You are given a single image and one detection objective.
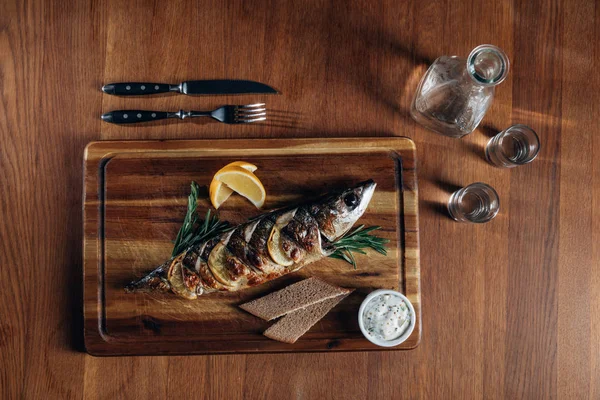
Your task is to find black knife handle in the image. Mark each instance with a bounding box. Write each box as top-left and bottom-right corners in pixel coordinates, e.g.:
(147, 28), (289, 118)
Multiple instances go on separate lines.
(101, 110), (169, 124)
(101, 82), (176, 96)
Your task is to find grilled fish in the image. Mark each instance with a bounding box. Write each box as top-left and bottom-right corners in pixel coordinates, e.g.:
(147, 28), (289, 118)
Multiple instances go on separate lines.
(125, 180), (376, 299)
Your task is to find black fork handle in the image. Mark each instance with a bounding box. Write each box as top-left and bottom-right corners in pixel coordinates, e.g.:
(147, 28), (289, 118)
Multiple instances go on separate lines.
(101, 82), (177, 96)
(101, 110), (170, 124)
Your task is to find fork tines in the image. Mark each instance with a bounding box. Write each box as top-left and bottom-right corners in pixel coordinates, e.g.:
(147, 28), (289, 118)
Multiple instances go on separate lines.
(235, 103), (267, 123)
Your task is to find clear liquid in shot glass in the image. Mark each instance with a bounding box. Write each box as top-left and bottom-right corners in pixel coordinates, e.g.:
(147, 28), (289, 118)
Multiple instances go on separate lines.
(447, 183), (500, 223)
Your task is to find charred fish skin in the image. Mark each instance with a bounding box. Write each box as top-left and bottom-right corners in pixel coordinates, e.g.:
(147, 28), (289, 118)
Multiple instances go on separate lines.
(282, 207), (321, 254)
(247, 218), (279, 268)
(196, 260), (223, 292)
(182, 249), (199, 272)
(226, 224), (271, 275)
(125, 180), (376, 299)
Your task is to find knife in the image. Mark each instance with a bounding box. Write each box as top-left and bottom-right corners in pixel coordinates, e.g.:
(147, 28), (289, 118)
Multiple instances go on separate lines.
(101, 80), (278, 96)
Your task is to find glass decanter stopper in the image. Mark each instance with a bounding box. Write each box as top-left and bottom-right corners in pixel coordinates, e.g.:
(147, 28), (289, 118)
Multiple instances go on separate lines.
(410, 44), (509, 138)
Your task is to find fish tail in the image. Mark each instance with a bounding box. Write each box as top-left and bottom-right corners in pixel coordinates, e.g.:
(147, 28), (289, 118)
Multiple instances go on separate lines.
(124, 262), (171, 293)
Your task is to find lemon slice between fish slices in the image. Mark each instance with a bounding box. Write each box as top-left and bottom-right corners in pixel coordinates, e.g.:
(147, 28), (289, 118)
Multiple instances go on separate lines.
(207, 242), (235, 286)
(209, 161), (259, 209)
(267, 226), (294, 267)
(213, 166), (266, 209)
(167, 258), (197, 300)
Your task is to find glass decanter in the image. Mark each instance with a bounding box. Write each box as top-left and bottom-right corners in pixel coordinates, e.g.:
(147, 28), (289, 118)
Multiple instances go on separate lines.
(410, 45), (509, 138)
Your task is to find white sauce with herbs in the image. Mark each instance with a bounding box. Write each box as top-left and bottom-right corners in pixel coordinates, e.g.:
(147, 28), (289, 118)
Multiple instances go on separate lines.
(363, 294), (411, 341)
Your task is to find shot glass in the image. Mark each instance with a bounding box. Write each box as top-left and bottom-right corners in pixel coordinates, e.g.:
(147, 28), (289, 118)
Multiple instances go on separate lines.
(485, 124), (540, 168)
(447, 183), (500, 223)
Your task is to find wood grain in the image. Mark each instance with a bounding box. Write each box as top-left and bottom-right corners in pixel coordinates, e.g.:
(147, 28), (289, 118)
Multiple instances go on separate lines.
(83, 138), (420, 355)
(1, 0), (599, 398)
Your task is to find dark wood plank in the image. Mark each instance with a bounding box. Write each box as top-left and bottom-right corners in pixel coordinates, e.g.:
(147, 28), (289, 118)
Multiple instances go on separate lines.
(505, 0), (563, 397)
(557, 0), (600, 398)
(1, 0), (599, 398)
(0, 0), (107, 398)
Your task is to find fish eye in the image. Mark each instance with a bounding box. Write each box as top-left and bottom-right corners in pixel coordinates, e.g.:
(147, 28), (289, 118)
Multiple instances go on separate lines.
(344, 192), (359, 208)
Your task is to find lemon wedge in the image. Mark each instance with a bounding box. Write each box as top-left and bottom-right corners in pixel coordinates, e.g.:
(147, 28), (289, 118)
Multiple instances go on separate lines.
(213, 166), (266, 209)
(209, 180), (234, 209)
(209, 161), (259, 209)
(220, 161), (257, 173)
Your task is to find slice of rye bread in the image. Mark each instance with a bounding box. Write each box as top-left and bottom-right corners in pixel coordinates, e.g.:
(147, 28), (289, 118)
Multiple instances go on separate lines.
(263, 291), (353, 344)
(239, 277), (350, 321)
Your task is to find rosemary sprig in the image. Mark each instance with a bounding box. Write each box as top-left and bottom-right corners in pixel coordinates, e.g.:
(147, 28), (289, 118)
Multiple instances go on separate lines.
(329, 225), (389, 269)
(171, 182), (231, 257)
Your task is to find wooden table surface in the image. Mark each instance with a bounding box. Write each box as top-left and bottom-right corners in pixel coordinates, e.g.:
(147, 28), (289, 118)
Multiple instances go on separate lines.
(1, 0), (598, 398)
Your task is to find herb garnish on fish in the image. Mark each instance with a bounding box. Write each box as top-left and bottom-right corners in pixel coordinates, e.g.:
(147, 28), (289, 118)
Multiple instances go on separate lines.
(328, 225), (389, 269)
(171, 182), (231, 257)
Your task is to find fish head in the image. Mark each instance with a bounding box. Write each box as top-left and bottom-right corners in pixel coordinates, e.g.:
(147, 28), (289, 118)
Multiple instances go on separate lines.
(310, 180), (376, 241)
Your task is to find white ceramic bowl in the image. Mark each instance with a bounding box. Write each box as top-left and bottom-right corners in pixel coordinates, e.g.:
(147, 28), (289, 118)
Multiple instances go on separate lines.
(358, 289), (416, 347)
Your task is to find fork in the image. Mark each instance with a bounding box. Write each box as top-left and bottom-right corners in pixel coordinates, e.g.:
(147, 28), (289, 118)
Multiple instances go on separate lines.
(101, 103), (267, 124)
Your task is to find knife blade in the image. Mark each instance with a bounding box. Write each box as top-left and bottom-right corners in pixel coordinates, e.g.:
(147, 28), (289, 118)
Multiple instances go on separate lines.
(101, 80), (278, 96)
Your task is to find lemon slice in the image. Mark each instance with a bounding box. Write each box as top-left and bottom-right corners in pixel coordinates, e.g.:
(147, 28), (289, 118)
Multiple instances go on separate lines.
(167, 258), (197, 300)
(209, 161), (258, 209)
(207, 242), (234, 286)
(267, 226), (294, 267)
(213, 166), (266, 209)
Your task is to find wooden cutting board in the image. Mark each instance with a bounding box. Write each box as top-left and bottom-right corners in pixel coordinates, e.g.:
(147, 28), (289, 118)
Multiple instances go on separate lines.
(83, 138), (420, 355)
